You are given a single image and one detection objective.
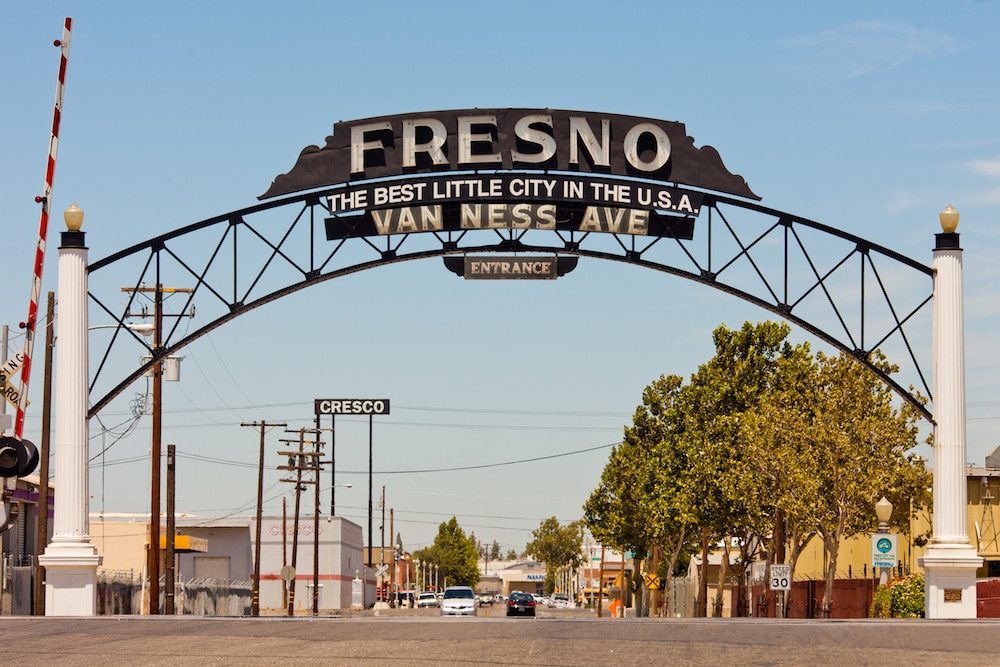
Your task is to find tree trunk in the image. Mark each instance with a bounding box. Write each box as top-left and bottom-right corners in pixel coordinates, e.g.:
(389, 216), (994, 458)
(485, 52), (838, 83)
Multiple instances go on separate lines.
(821, 534), (839, 618)
(634, 555), (646, 617)
(785, 528), (814, 617)
(699, 528), (709, 617)
(714, 536), (731, 617)
(660, 528), (685, 617)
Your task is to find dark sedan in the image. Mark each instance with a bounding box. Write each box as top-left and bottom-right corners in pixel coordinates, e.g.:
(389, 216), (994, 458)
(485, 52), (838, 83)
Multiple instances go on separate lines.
(506, 591), (536, 617)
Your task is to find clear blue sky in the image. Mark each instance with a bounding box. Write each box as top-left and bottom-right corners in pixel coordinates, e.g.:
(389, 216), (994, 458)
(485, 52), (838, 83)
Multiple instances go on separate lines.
(3, 1), (999, 554)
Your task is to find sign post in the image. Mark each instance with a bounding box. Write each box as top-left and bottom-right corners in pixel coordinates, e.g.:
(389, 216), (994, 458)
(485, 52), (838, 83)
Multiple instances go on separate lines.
(872, 533), (898, 585)
(315, 398), (390, 610)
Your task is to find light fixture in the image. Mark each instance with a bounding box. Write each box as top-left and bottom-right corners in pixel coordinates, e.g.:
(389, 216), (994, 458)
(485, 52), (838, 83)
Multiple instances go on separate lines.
(875, 496), (893, 525)
(64, 202), (84, 231)
(939, 205), (960, 234)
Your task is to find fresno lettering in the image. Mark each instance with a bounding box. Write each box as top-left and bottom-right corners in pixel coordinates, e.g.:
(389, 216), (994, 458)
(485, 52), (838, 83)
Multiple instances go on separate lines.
(262, 109), (759, 201)
(349, 112), (671, 177)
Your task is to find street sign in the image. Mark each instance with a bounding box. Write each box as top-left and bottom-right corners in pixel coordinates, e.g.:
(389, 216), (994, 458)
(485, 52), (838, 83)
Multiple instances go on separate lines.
(1, 349), (26, 410)
(314, 398), (390, 415)
(770, 564), (791, 591)
(871, 533), (898, 569)
(644, 573), (660, 589)
(375, 562), (388, 577)
(280, 565), (295, 582)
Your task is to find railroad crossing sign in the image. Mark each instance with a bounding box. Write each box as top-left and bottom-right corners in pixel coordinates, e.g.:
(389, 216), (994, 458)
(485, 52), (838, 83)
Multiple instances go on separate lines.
(375, 562), (388, 578)
(644, 573), (661, 589)
(770, 564), (791, 591)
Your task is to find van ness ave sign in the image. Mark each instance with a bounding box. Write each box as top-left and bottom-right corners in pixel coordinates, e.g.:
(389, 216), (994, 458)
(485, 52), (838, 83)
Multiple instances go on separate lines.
(261, 109), (758, 201)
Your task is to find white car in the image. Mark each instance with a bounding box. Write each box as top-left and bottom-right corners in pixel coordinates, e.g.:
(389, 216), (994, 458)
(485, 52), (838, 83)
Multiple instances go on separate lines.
(548, 593), (572, 608)
(440, 586), (478, 616)
(417, 591), (438, 608)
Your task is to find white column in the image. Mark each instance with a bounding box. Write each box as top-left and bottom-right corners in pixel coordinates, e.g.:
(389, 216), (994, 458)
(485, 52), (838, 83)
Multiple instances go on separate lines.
(919, 206), (982, 619)
(38, 214), (102, 615)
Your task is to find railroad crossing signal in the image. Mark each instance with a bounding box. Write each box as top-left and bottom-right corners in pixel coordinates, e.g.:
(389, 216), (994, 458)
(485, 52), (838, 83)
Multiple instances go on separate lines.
(644, 573), (661, 589)
(375, 562), (388, 578)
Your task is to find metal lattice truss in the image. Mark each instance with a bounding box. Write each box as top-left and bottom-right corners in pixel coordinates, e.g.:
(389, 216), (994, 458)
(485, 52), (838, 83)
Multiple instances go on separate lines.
(87, 182), (934, 420)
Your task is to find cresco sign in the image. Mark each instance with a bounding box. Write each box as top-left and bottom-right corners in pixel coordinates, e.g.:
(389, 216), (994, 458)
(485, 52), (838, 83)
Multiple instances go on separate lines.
(314, 398), (390, 415)
(261, 108), (758, 201)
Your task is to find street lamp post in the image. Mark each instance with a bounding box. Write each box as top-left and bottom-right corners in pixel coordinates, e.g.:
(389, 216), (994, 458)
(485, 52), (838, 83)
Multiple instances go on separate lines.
(875, 496), (893, 586)
(38, 203), (103, 615)
(919, 205), (983, 619)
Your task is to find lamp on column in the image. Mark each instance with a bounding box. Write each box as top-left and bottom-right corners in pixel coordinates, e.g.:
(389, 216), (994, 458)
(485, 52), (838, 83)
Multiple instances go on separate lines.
(64, 202), (83, 231)
(38, 202), (103, 616)
(875, 496), (893, 586)
(940, 204), (959, 233)
(918, 203), (983, 619)
(875, 496), (893, 532)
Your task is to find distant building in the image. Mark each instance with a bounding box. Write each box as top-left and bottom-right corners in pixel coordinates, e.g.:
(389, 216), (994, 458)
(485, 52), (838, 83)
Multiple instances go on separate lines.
(90, 513), (371, 611)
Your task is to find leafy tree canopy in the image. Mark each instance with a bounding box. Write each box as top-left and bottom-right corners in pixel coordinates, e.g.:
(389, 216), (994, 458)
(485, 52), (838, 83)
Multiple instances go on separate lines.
(412, 517), (481, 588)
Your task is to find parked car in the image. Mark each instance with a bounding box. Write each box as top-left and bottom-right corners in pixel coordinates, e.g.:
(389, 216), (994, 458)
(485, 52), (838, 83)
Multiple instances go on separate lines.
(440, 586), (478, 616)
(547, 593), (572, 608)
(532, 593), (546, 605)
(507, 591), (536, 617)
(417, 591), (438, 608)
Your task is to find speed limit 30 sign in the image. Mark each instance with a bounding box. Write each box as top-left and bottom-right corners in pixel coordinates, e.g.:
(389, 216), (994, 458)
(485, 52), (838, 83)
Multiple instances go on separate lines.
(770, 564), (791, 591)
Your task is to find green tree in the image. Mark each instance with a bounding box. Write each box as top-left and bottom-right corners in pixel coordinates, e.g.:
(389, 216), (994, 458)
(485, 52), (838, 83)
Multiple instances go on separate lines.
(525, 517), (584, 594)
(584, 374), (698, 616)
(792, 350), (928, 615)
(412, 517), (481, 588)
(677, 321), (796, 615)
(489, 540), (501, 561)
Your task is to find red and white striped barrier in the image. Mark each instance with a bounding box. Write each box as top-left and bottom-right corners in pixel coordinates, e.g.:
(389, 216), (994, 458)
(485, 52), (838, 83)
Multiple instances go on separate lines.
(15, 18), (72, 439)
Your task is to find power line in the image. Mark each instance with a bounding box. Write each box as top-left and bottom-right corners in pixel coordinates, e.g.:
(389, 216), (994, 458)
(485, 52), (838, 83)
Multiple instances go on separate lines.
(346, 441), (617, 475)
(90, 440), (619, 473)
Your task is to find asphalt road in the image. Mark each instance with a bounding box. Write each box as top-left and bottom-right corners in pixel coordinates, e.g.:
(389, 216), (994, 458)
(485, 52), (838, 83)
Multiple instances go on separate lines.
(3, 612), (1000, 667)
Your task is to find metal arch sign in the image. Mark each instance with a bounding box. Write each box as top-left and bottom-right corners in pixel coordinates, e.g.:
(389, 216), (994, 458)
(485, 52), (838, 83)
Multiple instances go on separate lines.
(261, 110), (759, 255)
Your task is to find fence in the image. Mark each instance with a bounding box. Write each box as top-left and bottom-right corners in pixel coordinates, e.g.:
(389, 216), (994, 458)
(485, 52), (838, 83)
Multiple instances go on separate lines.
(97, 570), (140, 615)
(94, 573), (252, 616)
(180, 578), (252, 616)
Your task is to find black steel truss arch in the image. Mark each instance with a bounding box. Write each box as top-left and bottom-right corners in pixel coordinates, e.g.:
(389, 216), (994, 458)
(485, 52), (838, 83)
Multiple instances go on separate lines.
(86, 180), (934, 421)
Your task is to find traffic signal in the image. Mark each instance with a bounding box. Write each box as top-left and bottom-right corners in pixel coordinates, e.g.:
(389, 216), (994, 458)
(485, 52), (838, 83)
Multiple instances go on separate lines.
(0, 436), (39, 478)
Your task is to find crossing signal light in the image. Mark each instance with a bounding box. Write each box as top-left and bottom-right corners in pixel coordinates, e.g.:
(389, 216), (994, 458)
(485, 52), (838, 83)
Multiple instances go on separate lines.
(0, 436), (39, 478)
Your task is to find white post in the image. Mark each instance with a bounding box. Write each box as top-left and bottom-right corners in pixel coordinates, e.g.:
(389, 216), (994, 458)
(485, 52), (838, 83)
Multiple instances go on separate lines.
(38, 204), (102, 615)
(919, 205), (982, 618)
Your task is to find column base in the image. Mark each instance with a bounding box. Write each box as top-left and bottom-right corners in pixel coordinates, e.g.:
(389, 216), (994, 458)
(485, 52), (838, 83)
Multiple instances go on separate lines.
(38, 541), (103, 616)
(919, 544), (982, 619)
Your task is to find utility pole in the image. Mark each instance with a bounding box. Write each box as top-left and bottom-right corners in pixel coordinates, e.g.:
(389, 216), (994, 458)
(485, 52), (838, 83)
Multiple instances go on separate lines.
(120, 283), (193, 614)
(281, 497), (287, 608)
(389, 508), (395, 607)
(242, 420), (286, 616)
(34, 292), (54, 616)
(379, 485), (385, 605)
(165, 444), (175, 615)
(277, 426), (324, 616)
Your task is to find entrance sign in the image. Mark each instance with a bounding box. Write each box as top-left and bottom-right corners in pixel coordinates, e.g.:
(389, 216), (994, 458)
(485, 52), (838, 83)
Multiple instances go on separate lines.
(456, 255), (559, 280)
(314, 399), (390, 415)
(261, 109), (759, 201)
